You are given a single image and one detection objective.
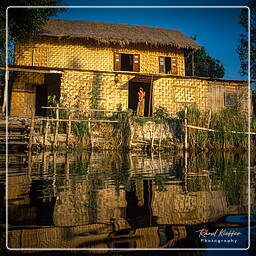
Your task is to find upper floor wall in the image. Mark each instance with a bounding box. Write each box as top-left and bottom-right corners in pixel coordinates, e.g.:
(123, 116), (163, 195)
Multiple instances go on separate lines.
(14, 37), (186, 76)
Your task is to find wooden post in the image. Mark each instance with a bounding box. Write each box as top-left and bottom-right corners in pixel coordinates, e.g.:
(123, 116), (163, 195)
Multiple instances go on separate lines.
(28, 148), (32, 180)
(207, 109), (212, 128)
(43, 150), (47, 174)
(158, 124), (162, 150)
(151, 126), (156, 152)
(28, 112), (35, 151)
(54, 103), (59, 147)
(53, 152), (57, 197)
(184, 151), (188, 193)
(88, 112), (91, 137)
(43, 117), (49, 149)
(65, 152), (70, 180)
(148, 75), (154, 117)
(66, 114), (72, 147)
(184, 107), (188, 150)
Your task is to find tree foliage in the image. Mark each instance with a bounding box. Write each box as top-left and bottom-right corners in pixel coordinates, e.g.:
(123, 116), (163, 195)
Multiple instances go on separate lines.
(237, 1), (256, 80)
(185, 44), (225, 78)
(0, 0), (65, 64)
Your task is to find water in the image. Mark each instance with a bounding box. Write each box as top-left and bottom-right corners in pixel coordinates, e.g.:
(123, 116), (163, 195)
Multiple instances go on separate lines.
(0, 150), (255, 254)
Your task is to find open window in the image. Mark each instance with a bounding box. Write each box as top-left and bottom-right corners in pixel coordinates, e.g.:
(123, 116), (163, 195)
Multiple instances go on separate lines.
(159, 56), (178, 74)
(114, 53), (140, 72)
(224, 92), (238, 107)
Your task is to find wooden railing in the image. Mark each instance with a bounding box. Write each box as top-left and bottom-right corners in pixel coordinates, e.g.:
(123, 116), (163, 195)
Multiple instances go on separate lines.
(29, 105), (127, 149)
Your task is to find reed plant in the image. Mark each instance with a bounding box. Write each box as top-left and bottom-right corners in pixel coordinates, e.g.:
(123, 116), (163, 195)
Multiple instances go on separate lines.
(178, 106), (249, 151)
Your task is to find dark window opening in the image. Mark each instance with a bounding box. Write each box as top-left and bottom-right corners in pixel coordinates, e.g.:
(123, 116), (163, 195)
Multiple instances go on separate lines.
(114, 53), (140, 72)
(159, 56), (178, 74)
(224, 92), (238, 107)
(121, 54), (133, 71)
(165, 57), (171, 74)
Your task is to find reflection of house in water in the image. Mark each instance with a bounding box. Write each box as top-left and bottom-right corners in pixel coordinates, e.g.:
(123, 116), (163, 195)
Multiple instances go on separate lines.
(5, 151), (251, 249)
(152, 185), (229, 225)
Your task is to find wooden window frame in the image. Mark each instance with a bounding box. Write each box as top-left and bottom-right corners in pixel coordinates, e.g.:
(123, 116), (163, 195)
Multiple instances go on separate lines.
(159, 56), (178, 75)
(114, 53), (140, 72)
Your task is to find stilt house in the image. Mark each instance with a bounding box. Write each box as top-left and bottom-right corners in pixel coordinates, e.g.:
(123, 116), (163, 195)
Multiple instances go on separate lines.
(7, 19), (248, 117)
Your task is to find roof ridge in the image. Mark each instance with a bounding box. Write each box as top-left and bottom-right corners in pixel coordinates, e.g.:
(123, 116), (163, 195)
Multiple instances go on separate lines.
(40, 18), (201, 49)
(47, 18), (181, 33)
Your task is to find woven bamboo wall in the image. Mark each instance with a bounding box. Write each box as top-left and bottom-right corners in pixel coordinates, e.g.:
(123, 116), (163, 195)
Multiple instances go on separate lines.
(10, 72), (44, 117)
(153, 77), (209, 114)
(60, 71), (132, 111)
(12, 37), (248, 117)
(15, 37), (185, 76)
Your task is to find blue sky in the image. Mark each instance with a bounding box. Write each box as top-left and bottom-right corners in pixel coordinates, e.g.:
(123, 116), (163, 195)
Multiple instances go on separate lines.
(51, 0), (250, 80)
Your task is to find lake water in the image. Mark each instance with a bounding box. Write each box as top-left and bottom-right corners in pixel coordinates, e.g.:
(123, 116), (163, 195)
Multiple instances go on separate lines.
(0, 150), (255, 254)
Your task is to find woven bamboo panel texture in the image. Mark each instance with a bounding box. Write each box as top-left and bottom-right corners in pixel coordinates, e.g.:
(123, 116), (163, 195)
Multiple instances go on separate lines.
(15, 38), (185, 76)
(154, 77), (208, 114)
(175, 87), (196, 103)
(10, 72), (44, 117)
(61, 71), (130, 111)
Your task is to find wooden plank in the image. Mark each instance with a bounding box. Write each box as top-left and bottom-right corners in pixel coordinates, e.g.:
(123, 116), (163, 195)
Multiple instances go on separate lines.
(4, 142), (27, 145)
(41, 106), (123, 113)
(186, 124), (256, 134)
(37, 118), (120, 123)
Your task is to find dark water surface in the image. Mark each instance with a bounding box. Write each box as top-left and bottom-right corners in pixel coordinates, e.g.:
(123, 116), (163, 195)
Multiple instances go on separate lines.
(0, 150), (255, 255)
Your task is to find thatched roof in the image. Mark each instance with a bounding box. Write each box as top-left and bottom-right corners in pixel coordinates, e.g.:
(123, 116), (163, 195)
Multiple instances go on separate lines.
(39, 19), (201, 49)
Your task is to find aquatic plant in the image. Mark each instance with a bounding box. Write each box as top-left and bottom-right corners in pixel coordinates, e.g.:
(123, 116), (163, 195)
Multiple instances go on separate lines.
(177, 106), (249, 151)
(153, 106), (169, 123)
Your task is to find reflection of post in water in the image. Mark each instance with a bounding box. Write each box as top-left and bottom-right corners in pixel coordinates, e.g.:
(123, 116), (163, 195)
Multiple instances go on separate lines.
(184, 151), (188, 193)
(52, 152), (57, 197)
(28, 149), (32, 181)
(64, 151), (70, 180)
(136, 179), (144, 206)
(125, 179), (152, 226)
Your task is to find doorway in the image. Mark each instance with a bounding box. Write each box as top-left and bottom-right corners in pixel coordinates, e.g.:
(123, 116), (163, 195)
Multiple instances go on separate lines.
(128, 82), (152, 117)
(35, 73), (61, 116)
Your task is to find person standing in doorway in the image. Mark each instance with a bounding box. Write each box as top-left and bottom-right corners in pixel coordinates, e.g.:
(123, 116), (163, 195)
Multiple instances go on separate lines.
(137, 87), (145, 117)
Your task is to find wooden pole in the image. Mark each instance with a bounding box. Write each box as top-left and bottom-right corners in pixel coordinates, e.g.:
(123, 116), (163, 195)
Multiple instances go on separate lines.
(207, 109), (212, 128)
(54, 103), (59, 148)
(43, 117), (49, 149)
(28, 112), (35, 151)
(148, 75), (153, 117)
(66, 114), (72, 147)
(52, 152), (57, 197)
(43, 150), (47, 174)
(158, 124), (162, 150)
(65, 152), (70, 180)
(184, 151), (188, 193)
(184, 107), (188, 150)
